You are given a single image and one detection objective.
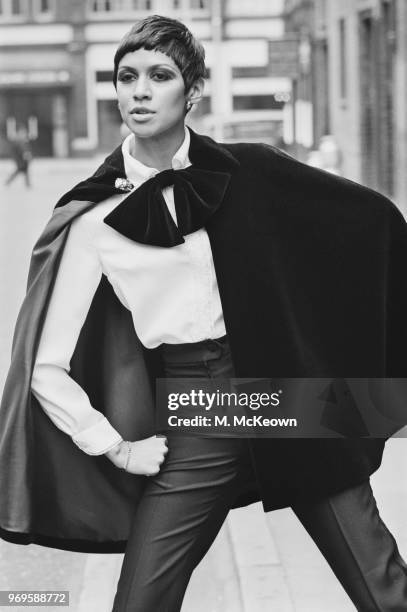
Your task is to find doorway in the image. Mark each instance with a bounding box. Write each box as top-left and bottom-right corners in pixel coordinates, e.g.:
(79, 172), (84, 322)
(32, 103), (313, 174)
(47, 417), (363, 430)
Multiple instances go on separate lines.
(4, 89), (69, 157)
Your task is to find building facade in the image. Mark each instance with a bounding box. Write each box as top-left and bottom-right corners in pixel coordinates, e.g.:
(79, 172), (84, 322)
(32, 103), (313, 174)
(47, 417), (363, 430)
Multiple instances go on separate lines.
(284, 0), (407, 213)
(0, 0), (292, 158)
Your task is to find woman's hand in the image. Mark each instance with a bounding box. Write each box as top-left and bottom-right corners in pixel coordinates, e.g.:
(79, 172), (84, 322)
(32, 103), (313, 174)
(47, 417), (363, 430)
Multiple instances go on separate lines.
(105, 435), (168, 476)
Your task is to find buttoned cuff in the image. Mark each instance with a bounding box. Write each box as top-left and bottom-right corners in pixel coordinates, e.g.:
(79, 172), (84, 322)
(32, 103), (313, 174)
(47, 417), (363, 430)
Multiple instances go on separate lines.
(72, 417), (123, 456)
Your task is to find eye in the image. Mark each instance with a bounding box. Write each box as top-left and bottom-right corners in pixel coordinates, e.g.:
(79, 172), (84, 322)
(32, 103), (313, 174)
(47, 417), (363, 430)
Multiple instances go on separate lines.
(118, 72), (136, 83)
(151, 71), (171, 81)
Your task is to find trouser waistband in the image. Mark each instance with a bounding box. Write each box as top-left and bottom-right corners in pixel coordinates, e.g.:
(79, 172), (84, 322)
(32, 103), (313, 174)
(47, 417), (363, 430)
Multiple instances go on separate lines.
(159, 335), (229, 364)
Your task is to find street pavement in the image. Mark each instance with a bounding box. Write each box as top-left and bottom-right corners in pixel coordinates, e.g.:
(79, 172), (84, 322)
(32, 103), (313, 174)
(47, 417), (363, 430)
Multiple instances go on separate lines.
(1, 159), (407, 611)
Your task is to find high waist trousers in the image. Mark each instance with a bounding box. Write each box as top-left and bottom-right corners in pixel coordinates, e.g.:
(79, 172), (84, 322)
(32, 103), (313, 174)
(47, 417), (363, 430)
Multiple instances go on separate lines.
(112, 337), (407, 611)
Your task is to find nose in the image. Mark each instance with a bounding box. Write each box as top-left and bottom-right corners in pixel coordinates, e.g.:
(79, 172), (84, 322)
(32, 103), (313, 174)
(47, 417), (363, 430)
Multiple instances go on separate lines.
(132, 75), (152, 99)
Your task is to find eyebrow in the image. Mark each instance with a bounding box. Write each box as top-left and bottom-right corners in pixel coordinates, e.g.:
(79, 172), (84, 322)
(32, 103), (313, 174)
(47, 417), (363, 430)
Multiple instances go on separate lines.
(118, 64), (177, 71)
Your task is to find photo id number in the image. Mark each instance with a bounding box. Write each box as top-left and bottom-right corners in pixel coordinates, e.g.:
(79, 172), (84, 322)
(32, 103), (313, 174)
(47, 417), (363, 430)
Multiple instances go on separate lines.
(0, 591), (69, 606)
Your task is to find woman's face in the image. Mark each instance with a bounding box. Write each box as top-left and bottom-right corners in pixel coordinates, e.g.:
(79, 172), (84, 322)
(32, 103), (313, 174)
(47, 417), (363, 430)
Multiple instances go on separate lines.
(116, 48), (194, 140)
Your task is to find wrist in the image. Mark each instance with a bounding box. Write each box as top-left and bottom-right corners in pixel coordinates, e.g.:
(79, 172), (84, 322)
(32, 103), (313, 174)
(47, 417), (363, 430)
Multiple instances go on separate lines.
(105, 440), (126, 463)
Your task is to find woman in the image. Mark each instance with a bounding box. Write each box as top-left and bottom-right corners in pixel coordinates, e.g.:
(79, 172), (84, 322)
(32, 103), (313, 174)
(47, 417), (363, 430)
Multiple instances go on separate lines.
(5, 125), (32, 188)
(1, 15), (407, 612)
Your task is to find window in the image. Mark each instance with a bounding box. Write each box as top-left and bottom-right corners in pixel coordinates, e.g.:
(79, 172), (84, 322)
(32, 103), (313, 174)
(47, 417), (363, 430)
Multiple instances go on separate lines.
(91, 0), (112, 9)
(0, 0), (28, 20)
(33, 0), (55, 19)
(11, 0), (22, 13)
(232, 66), (269, 78)
(96, 71), (114, 82)
(314, 0), (327, 23)
(225, 0), (284, 17)
(167, 0), (207, 9)
(190, 0), (207, 9)
(339, 17), (347, 99)
(233, 94), (285, 111)
(194, 95), (211, 116)
(89, 0), (152, 12)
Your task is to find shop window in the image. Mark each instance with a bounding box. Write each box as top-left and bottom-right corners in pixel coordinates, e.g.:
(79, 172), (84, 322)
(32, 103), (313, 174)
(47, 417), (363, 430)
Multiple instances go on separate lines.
(97, 100), (123, 152)
(0, 0), (28, 20)
(233, 95), (285, 111)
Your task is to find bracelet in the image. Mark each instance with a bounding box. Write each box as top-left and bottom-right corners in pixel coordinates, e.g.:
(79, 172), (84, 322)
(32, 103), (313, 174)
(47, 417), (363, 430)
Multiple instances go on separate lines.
(123, 441), (132, 471)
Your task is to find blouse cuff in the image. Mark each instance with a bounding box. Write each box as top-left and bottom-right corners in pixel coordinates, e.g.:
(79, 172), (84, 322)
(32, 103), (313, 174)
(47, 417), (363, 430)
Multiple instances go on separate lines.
(72, 417), (123, 456)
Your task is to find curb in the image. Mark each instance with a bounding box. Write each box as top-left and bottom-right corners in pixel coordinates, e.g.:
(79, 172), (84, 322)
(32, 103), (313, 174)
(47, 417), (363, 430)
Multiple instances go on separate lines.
(226, 502), (294, 612)
(183, 520), (243, 612)
(75, 503), (294, 612)
(75, 527), (242, 612)
(76, 554), (122, 612)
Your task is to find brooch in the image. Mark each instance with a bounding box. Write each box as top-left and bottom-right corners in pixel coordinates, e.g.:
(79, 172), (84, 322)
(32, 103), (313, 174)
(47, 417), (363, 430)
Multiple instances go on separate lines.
(115, 178), (134, 192)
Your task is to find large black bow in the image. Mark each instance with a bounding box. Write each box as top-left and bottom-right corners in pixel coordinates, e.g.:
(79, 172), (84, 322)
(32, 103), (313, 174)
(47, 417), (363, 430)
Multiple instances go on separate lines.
(103, 166), (232, 247)
(54, 128), (240, 247)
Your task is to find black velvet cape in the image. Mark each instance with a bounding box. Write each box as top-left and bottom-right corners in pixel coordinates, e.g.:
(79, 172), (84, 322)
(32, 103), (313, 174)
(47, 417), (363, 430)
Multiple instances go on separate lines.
(1, 127), (406, 553)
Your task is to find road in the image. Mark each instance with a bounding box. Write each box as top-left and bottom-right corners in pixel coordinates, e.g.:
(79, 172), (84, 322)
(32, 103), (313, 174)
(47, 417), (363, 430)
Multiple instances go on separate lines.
(1, 158), (407, 611)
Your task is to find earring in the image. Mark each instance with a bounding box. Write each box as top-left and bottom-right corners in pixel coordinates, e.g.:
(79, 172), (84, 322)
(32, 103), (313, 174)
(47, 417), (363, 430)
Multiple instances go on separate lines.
(186, 100), (193, 111)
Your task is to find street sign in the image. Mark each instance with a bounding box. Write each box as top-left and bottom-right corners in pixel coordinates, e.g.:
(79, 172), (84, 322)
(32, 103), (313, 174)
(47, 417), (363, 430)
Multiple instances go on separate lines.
(268, 37), (300, 79)
(0, 70), (71, 88)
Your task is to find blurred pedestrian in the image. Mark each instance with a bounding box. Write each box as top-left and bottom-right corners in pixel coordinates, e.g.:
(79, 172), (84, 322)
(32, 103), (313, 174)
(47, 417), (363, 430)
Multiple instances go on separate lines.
(1, 14), (407, 612)
(5, 125), (32, 188)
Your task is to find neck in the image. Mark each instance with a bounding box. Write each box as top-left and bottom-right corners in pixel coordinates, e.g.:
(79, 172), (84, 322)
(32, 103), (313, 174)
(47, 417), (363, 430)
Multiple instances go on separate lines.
(130, 123), (186, 171)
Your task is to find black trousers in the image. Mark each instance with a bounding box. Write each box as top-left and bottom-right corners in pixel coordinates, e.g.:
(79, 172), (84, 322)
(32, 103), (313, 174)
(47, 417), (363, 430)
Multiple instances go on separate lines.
(112, 337), (407, 611)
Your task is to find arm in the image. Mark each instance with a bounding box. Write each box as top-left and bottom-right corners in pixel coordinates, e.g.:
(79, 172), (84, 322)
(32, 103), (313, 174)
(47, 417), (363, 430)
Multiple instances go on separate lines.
(31, 212), (123, 456)
(31, 209), (169, 473)
(31, 211), (169, 473)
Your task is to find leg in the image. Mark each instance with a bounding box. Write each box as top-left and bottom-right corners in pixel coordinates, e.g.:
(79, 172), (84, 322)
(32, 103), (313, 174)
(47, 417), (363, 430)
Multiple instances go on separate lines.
(24, 166), (30, 188)
(112, 436), (252, 612)
(5, 167), (20, 186)
(292, 480), (407, 611)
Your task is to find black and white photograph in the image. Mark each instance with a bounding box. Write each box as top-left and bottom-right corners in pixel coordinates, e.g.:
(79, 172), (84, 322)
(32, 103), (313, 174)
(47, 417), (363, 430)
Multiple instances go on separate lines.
(1, 1), (407, 610)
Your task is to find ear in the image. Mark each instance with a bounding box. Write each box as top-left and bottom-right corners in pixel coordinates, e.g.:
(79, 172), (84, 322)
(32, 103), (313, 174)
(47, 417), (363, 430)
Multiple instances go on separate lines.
(186, 77), (205, 105)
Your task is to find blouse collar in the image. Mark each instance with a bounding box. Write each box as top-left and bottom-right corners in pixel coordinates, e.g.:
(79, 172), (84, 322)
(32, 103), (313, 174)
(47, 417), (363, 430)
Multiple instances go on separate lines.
(122, 125), (191, 187)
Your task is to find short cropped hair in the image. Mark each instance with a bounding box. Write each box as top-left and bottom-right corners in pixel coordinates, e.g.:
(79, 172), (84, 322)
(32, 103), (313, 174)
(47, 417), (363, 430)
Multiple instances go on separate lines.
(113, 15), (208, 93)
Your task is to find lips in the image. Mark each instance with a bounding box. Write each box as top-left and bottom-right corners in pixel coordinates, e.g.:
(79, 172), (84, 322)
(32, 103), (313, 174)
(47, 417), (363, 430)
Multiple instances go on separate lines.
(131, 108), (155, 115)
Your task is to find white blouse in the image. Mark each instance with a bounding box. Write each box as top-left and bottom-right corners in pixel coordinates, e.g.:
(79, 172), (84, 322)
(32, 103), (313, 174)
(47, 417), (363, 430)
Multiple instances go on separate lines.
(31, 126), (226, 456)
